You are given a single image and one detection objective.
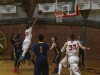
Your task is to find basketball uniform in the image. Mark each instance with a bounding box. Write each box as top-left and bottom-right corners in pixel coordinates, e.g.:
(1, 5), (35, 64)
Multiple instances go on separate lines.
(10, 34), (20, 60)
(32, 42), (50, 75)
(19, 27), (32, 61)
(66, 41), (81, 75)
(22, 27), (32, 51)
(52, 42), (61, 64)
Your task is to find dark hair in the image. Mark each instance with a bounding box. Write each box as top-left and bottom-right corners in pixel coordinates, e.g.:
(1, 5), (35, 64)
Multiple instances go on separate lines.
(38, 34), (44, 42)
(26, 24), (31, 29)
(78, 35), (81, 37)
(11, 34), (14, 38)
(53, 36), (57, 41)
(70, 34), (75, 40)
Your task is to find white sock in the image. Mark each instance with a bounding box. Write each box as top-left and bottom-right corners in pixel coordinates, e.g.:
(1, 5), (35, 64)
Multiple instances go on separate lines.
(22, 50), (27, 57)
(58, 63), (62, 75)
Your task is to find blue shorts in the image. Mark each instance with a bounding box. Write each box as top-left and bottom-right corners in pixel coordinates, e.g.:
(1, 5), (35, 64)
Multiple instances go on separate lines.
(34, 59), (49, 75)
(52, 54), (61, 64)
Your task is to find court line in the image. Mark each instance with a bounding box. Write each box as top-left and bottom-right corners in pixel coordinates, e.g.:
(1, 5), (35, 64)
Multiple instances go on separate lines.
(0, 60), (3, 65)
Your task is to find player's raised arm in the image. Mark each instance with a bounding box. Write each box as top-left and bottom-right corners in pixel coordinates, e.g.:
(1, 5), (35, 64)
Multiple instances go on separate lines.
(32, 16), (38, 28)
(9, 27), (12, 36)
(18, 23), (23, 34)
(29, 52), (35, 65)
(61, 42), (67, 52)
(77, 41), (90, 50)
(9, 27), (11, 32)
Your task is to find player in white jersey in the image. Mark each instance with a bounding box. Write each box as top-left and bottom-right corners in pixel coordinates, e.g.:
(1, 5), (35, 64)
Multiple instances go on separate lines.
(19, 16), (38, 61)
(58, 36), (70, 75)
(58, 34), (90, 75)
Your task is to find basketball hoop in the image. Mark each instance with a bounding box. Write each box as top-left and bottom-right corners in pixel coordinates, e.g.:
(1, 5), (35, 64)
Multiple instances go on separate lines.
(55, 13), (63, 23)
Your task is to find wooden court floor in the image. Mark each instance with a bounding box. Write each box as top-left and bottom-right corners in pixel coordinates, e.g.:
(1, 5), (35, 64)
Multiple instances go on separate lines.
(0, 55), (100, 75)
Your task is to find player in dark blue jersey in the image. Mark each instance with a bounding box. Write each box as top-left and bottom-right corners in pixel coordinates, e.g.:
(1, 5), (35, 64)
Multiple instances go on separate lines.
(50, 37), (61, 74)
(9, 26), (22, 73)
(29, 34), (50, 75)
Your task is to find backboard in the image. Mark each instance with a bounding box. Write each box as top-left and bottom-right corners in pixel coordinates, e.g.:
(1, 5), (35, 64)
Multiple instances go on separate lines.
(55, 0), (78, 17)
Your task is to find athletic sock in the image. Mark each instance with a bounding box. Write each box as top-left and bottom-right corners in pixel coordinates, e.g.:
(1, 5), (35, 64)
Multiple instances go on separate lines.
(58, 63), (62, 74)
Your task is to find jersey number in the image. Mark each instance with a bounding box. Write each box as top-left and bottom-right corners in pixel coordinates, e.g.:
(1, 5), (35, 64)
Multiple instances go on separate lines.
(69, 44), (76, 50)
(40, 46), (43, 53)
(25, 32), (29, 36)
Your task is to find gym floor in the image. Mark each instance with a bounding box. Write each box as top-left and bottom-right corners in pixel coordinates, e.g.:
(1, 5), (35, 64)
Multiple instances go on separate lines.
(0, 55), (100, 75)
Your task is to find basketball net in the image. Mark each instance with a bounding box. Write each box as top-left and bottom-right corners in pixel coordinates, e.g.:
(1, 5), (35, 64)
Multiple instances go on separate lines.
(55, 13), (63, 23)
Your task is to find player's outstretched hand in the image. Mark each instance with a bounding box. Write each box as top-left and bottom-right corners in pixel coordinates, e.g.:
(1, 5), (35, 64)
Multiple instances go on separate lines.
(87, 47), (90, 50)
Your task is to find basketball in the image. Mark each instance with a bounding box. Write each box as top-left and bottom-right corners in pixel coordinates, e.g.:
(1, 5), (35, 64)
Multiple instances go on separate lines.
(37, 10), (42, 15)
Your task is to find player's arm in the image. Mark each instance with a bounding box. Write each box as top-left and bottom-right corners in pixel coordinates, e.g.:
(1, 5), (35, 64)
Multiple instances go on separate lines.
(77, 41), (90, 50)
(18, 23), (23, 34)
(50, 43), (56, 51)
(9, 27), (12, 36)
(32, 16), (38, 29)
(16, 23), (23, 39)
(29, 52), (35, 65)
(61, 42), (68, 52)
(29, 45), (36, 65)
(47, 50), (52, 65)
(46, 44), (52, 64)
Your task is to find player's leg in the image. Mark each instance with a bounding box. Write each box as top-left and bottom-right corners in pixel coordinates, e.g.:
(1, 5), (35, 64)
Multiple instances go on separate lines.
(52, 54), (61, 74)
(69, 68), (73, 75)
(52, 55), (57, 74)
(12, 47), (18, 73)
(34, 59), (41, 75)
(19, 41), (31, 61)
(81, 50), (85, 67)
(69, 56), (81, 75)
(41, 59), (49, 75)
(25, 51), (35, 65)
(16, 52), (20, 71)
(78, 48), (81, 67)
(56, 54), (61, 73)
(58, 55), (67, 75)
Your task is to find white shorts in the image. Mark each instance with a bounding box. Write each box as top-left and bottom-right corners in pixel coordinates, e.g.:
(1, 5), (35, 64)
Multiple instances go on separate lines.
(61, 55), (67, 68)
(22, 39), (31, 51)
(68, 55), (79, 64)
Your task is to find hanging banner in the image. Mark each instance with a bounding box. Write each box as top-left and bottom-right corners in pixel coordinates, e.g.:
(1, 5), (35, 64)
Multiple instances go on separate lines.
(78, 0), (90, 10)
(39, 3), (55, 12)
(92, 0), (100, 10)
(1, 5), (16, 13)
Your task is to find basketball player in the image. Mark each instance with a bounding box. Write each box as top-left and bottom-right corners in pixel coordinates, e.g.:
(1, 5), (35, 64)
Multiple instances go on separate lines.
(9, 26), (22, 73)
(50, 37), (61, 74)
(58, 34), (90, 75)
(24, 47), (35, 65)
(58, 36), (70, 75)
(29, 34), (50, 75)
(19, 16), (38, 61)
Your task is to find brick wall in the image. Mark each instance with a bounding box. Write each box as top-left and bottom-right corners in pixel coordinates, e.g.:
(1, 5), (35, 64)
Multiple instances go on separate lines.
(0, 24), (100, 59)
